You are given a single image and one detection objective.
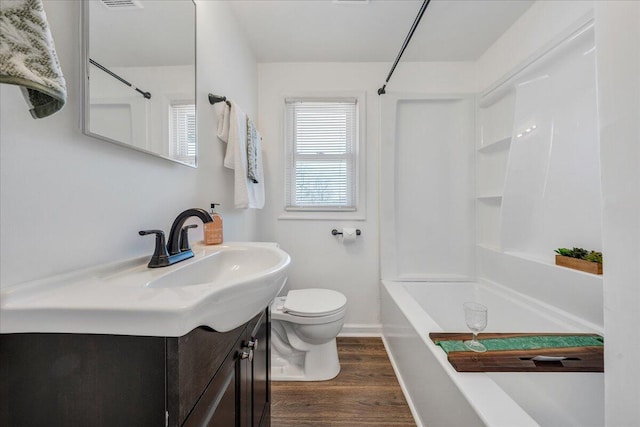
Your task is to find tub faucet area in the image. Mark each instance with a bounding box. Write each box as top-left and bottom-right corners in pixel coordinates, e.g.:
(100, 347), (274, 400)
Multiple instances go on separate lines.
(139, 208), (213, 268)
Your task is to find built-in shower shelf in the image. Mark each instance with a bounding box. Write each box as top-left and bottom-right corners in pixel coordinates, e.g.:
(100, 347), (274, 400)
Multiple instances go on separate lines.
(478, 136), (511, 152)
(476, 194), (503, 201)
(493, 249), (605, 281)
(476, 243), (502, 254)
(476, 245), (605, 283)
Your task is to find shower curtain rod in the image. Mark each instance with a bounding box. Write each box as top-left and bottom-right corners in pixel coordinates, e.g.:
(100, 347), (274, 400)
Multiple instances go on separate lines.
(377, 0), (431, 95)
(89, 58), (151, 99)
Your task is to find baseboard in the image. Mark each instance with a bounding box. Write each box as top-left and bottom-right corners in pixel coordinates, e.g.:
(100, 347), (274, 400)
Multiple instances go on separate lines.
(338, 323), (382, 337)
(381, 334), (424, 427)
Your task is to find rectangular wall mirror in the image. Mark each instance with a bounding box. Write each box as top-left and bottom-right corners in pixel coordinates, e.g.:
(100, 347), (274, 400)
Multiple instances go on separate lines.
(81, 0), (197, 167)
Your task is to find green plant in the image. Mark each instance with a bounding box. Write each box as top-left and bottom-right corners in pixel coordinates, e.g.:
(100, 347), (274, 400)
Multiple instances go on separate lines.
(584, 251), (603, 264)
(555, 247), (603, 264)
(554, 248), (573, 257)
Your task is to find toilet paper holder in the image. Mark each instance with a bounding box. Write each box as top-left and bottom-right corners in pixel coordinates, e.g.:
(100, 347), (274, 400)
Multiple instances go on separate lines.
(331, 229), (361, 236)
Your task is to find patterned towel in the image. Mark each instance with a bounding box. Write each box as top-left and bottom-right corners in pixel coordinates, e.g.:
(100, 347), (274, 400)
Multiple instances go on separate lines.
(246, 116), (261, 184)
(0, 0), (66, 118)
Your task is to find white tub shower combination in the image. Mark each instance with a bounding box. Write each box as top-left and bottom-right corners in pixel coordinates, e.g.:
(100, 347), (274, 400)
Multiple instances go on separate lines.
(378, 15), (603, 427)
(381, 280), (603, 427)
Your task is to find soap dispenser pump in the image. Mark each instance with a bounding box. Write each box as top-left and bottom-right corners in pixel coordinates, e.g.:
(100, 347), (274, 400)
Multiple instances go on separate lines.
(204, 203), (223, 245)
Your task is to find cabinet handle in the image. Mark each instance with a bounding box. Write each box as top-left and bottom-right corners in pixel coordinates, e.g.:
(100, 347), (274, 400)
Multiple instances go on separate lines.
(241, 350), (254, 362)
(248, 338), (258, 351)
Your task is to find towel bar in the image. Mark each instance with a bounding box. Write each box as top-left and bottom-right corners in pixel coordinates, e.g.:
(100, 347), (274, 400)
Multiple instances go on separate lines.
(208, 93), (231, 106)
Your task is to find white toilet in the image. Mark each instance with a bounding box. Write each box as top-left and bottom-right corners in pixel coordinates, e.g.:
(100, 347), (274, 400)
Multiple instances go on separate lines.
(271, 288), (347, 381)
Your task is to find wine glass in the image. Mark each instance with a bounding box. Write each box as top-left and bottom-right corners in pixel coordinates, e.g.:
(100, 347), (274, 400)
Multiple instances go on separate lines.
(463, 302), (488, 352)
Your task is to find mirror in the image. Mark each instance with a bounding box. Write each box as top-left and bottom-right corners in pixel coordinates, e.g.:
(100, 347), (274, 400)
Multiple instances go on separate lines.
(82, 0), (197, 167)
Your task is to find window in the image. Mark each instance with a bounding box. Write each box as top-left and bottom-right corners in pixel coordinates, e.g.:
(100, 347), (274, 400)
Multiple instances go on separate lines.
(169, 103), (196, 166)
(285, 98), (359, 212)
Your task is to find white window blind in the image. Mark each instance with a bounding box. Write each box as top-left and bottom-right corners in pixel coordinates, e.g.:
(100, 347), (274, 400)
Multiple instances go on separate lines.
(170, 103), (196, 166)
(285, 98), (358, 211)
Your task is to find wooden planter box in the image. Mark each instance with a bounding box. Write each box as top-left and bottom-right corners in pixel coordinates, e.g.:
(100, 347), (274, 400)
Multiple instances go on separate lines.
(555, 255), (603, 275)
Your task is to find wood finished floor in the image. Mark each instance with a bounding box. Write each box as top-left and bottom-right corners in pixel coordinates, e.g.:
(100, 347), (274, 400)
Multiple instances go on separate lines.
(271, 337), (416, 427)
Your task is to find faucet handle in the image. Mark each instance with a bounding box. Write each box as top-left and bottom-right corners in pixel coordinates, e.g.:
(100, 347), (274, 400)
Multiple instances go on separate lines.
(180, 224), (198, 252)
(139, 230), (170, 268)
(139, 229), (165, 236)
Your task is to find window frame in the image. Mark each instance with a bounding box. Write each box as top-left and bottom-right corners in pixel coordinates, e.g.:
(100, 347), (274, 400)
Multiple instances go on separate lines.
(168, 100), (197, 167)
(279, 92), (366, 221)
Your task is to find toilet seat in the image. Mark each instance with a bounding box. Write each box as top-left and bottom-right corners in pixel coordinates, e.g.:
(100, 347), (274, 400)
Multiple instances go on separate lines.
(271, 289), (347, 325)
(283, 289), (347, 317)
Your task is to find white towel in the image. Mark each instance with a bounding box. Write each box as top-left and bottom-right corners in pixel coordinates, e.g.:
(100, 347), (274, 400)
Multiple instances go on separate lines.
(225, 101), (265, 209)
(214, 101), (230, 143)
(0, 0), (67, 118)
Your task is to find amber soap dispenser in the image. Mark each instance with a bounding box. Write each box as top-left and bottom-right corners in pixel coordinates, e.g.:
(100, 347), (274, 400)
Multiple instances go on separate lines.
(204, 203), (223, 245)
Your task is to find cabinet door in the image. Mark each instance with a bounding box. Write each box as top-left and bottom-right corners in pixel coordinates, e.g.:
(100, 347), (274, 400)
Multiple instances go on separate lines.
(183, 335), (242, 427)
(168, 310), (268, 427)
(240, 332), (251, 427)
(251, 310), (270, 427)
(235, 309), (270, 427)
(167, 325), (245, 426)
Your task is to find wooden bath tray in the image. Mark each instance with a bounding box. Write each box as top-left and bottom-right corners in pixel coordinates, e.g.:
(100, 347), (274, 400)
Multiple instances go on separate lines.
(429, 333), (604, 373)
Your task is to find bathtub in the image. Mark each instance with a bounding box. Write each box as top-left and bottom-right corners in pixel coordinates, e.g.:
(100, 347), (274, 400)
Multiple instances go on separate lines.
(381, 280), (604, 427)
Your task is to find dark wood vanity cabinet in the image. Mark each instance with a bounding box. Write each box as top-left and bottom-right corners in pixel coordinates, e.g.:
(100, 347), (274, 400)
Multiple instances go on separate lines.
(179, 309), (270, 427)
(0, 308), (271, 427)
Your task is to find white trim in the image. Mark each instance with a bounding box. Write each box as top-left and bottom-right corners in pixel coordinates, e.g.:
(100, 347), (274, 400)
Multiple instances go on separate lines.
(338, 323), (382, 337)
(395, 274), (475, 282)
(278, 212), (366, 221)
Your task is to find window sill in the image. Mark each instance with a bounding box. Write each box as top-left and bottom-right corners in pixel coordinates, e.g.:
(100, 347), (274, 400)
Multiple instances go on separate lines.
(278, 211), (366, 221)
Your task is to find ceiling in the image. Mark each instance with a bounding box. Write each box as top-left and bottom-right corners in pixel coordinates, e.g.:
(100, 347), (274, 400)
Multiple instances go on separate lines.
(89, 0), (195, 67)
(228, 0), (535, 63)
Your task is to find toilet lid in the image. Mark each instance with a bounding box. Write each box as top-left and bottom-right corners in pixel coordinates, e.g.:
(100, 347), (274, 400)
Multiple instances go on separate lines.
(283, 289), (347, 317)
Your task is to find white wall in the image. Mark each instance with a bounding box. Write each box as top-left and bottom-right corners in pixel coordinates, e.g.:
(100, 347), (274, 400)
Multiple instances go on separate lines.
(0, 0), (258, 288)
(257, 62), (475, 332)
(595, 2), (640, 425)
(194, 0), (259, 241)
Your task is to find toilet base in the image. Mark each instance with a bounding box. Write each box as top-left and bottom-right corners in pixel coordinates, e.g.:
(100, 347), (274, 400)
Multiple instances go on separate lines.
(271, 338), (340, 381)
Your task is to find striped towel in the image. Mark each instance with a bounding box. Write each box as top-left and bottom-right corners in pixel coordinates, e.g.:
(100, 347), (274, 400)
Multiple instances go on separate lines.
(0, 0), (67, 118)
(246, 116), (261, 183)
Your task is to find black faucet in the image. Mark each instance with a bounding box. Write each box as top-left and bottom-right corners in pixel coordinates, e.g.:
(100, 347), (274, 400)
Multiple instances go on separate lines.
(139, 208), (214, 268)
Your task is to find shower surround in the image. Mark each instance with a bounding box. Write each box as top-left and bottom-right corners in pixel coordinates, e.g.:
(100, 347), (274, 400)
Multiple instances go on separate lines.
(379, 16), (603, 427)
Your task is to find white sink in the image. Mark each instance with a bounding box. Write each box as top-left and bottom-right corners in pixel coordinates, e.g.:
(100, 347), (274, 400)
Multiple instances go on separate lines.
(0, 242), (290, 336)
(147, 245), (284, 289)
